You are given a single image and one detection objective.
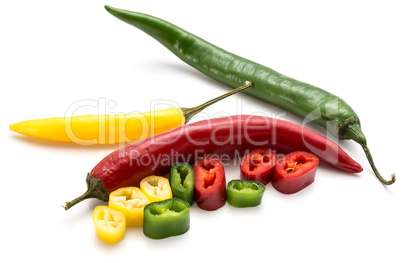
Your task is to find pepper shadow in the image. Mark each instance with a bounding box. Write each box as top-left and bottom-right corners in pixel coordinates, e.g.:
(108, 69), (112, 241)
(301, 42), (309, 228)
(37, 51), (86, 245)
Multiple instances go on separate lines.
(138, 60), (308, 118)
(136, 59), (226, 88)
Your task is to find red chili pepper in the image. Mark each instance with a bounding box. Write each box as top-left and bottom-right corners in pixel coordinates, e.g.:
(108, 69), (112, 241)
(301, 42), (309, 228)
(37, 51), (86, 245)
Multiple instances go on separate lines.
(272, 151), (319, 194)
(240, 148), (278, 185)
(193, 156), (226, 211)
(64, 115), (362, 210)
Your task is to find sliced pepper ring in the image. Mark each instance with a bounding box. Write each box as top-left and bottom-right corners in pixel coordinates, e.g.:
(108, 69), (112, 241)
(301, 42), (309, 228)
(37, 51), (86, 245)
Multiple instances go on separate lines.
(194, 156), (226, 211)
(109, 187), (150, 227)
(170, 162), (194, 205)
(140, 175), (172, 202)
(240, 148), (278, 185)
(143, 198), (190, 239)
(92, 206), (126, 244)
(272, 151), (319, 194)
(227, 180), (266, 208)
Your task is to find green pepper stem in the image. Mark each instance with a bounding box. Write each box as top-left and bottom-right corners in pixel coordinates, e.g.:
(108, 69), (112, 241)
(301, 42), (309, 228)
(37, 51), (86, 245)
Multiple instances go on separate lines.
(181, 81), (252, 123)
(63, 174), (109, 211)
(340, 121), (396, 185)
(361, 144), (396, 185)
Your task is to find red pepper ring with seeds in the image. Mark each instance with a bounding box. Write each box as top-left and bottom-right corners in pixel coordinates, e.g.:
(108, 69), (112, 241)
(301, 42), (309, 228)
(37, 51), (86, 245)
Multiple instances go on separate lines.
(240, 148), (278, 185)
(194, 156), (226, 211)
(272, 151), (319, 194)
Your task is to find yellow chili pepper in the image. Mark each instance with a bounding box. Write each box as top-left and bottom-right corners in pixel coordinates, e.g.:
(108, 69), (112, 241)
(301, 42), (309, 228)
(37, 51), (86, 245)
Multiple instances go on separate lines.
(92, 206), (126, 244)
(108, 187), (150, 227)
(9, 82), (251, 144)
(140, 176), (172, 202)
(9, 109), (183, 145)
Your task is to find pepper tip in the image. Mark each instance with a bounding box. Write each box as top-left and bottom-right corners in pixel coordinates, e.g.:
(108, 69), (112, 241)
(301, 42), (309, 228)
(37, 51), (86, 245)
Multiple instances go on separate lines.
(104, 5), (117, 14)
(387, 173), (396, 185)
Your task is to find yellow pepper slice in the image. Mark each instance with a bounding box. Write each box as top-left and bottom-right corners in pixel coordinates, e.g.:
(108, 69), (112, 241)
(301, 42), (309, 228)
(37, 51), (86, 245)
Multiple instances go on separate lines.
(109, 187), (150, 227)
(140, 176), (172, 202)
(92, 206), (126, 244)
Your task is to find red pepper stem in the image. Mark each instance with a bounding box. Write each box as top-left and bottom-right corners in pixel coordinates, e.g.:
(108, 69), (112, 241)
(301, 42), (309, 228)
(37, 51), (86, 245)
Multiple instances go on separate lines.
(341, 121), (396, 185)
(181, 81), (252, 124)
(63, 188), (95, 210)
(63, 174), (109, 210)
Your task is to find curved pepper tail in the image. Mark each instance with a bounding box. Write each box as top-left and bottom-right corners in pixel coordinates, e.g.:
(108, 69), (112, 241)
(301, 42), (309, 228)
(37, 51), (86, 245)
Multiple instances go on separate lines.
(361, 144), (396, 185)
(63, 174), (109, 211)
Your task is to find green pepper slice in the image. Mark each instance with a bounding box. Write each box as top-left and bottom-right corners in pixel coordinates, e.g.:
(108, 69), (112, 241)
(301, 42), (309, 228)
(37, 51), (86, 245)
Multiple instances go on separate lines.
(143, 198), (190, 239)
(227, 180), (266, 208)
(170, 162), (194, 205)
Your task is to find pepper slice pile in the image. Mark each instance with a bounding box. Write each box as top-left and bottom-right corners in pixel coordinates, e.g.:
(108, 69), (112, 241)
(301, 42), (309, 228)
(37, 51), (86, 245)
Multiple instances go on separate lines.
(140, 175), (172, 202)
(227, 180), (266, 208)
(170, 162), (194, 205)
(272, 151), (319, 194)
(92, 206), (126, 244)
(143, 198), (190, 239)
(194, 156), (226, 211)
(240, 148), (278, 185)
(109, 187), (150, 227)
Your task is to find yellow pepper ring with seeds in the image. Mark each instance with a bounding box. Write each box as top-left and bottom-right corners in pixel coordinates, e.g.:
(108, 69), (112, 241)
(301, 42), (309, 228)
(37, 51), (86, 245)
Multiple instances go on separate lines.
(109, 187), (150, 227)
(92, 206), (126, 244)
(140, 176), (172, 202)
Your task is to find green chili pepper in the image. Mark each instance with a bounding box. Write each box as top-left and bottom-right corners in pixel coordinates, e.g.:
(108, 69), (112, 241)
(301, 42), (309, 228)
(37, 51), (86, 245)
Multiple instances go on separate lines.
(170, 162), (194, 205)
(227, 180), (265, 208)
(143, 198), (190, 239)
(104, 5), (395, 185)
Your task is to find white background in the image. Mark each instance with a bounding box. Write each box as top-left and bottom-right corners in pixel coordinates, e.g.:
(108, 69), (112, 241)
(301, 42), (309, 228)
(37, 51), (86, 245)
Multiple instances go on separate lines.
(1, 0), (401, 262)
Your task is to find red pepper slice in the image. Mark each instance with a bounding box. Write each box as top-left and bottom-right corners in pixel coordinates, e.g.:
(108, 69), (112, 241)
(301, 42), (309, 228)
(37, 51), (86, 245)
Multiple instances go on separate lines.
(194, 157), (226, 211)
(240, 148), (278, 185)
(272, 151), (319, 194)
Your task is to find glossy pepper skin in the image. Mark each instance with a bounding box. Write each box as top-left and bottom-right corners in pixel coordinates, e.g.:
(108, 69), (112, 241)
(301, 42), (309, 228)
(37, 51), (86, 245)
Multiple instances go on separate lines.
(9, 82), (251, 144)
(227, 180), (266, 208)
(143, 198), (190, 239)
(170, 162), (194, 205)
(92, 206), (126, 244)
(104, 5), (394, 185)
(9, 109), (183, 145)
(64, 115), (362, 210)
(140, 176), (172, 202)
(240, 148), (278, 185)
(108, 187), (150, 227)
(272, 151), (319, 194)
(194, 157), (226, 211)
